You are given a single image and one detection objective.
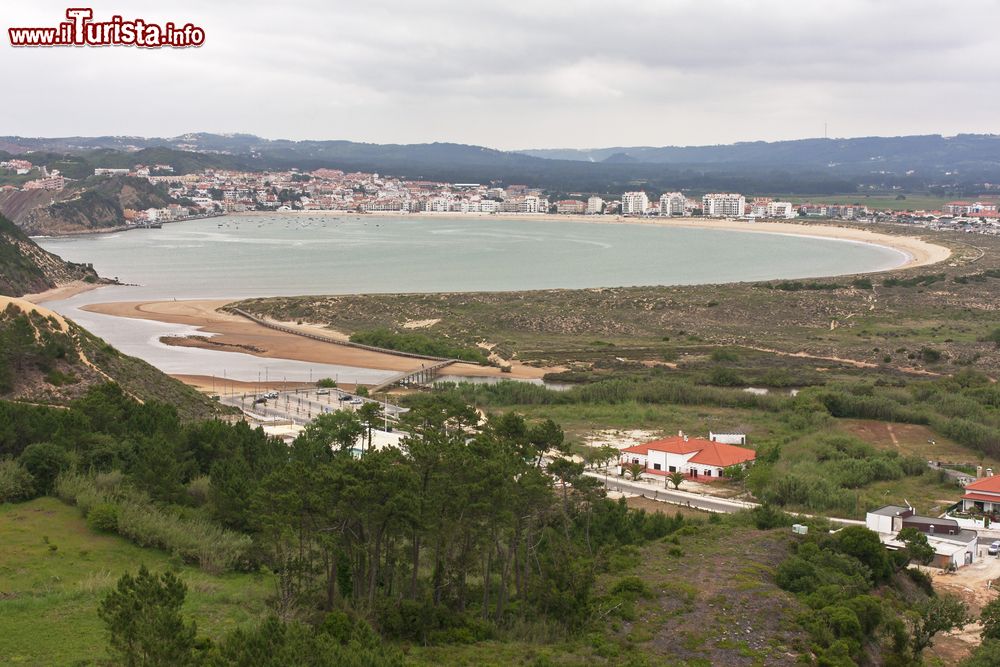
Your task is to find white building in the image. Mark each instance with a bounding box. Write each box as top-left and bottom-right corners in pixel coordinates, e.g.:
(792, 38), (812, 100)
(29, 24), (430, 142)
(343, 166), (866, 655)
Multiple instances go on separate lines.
(659, 192), (686, 216)
(522, 195), (542, 213)
(621, 191), (650, 216)
(702, 193), (746, 218)
(618, 432), (756, 480)
(709, 432), (747, 446)
(586, 196), (605, 215)
(866, 505), (978, 570)
(767, 201), (797, 219)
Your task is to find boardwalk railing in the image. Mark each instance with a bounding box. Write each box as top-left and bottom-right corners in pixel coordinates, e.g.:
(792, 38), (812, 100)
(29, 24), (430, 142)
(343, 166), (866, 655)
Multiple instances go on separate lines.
(370, 359), (456, 394)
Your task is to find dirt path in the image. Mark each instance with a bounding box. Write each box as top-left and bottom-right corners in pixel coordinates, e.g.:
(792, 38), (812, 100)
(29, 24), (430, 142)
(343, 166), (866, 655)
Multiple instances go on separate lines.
(927, 557), (1000, 663)
(744, 345), (941, 376)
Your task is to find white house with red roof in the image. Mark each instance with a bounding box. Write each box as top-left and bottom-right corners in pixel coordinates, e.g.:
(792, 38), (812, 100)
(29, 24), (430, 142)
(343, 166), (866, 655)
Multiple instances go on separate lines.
(617, 432), (756, 480)
(960, 475), (1000, 514)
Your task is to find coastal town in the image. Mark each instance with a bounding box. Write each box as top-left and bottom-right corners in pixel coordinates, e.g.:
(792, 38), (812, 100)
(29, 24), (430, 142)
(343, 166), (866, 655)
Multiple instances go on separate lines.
(3, 157), (999, 236)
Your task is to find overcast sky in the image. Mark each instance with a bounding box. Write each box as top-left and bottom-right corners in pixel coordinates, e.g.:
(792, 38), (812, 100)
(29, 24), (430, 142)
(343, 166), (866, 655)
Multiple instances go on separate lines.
(2, 0), (998, 150)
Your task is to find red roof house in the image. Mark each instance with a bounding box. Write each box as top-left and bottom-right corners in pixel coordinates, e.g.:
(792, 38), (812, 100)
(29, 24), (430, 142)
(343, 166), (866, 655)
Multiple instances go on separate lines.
(619, 433), (755, 480)
(961, 476), (1000, 513)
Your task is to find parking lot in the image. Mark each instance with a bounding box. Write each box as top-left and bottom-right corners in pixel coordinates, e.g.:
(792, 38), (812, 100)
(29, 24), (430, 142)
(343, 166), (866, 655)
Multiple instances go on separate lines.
(220, 387), (407, 426)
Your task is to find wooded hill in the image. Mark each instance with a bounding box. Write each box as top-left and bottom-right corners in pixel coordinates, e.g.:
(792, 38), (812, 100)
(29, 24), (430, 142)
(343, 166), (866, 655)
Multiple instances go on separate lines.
(0, 297), (224, 419)
(0, 214), (99, 296)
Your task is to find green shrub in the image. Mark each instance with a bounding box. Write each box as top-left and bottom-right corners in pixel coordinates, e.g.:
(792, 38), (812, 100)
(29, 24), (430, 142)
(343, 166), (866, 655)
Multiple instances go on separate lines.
(186, 475), (211, 506)
(610, 576), (653, 600)
(86, 502), (119, 532)
(55, 473), (251, 573)
(0, 458), (36, 502)
(19, 442), (70, 494)
(349, 328), (488, 364)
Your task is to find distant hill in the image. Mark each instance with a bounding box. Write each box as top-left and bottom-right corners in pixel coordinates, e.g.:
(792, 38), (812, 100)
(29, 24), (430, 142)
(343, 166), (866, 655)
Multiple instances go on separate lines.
(0, 175), (174, 235)
(0, 296), (225, 418)
(519, 134), (1000, 178)
(4, 132), (1000, 194)
(0, 214), (99, 296)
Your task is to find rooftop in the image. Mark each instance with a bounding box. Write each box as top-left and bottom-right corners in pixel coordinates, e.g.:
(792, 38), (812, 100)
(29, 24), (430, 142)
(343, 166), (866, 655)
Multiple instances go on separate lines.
(869, 504), (912, 517)
(963, 476), (1000, 495)
(621, 436), (755, 468)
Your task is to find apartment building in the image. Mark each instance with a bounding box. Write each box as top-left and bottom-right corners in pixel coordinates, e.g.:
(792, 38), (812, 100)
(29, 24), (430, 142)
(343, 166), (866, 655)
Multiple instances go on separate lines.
(766, 201), (796, 218)
(586, 196), (605, 214)
(702, 193), (746, 218)
(659, 192), (686, 216)
(621, 191), (650, 216)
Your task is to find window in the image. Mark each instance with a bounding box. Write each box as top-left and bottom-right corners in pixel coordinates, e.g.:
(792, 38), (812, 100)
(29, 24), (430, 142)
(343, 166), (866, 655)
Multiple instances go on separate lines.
(653, 463), (661, 471)
(668, 466), (676, 473)
(704, 469), (712, 477)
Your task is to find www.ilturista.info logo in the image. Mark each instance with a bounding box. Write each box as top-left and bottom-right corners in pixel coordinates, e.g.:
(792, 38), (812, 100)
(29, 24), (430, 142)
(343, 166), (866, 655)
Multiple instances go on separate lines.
(9, 8), (205, 48)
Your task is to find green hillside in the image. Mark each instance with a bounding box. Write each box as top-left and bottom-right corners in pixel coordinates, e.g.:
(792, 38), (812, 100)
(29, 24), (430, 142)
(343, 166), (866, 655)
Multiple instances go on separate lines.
(0, 297), (225, 419)
(0, 497), (272, 667)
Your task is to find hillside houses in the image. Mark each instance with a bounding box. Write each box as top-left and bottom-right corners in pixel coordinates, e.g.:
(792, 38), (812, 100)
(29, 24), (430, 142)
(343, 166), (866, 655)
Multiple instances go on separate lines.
(866, 505), (978, 570)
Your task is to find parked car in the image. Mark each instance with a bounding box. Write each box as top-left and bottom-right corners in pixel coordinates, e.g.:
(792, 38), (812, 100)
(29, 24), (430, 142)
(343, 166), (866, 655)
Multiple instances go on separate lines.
(265, 391), (279, 399)
(350, 399), (363, 405)
(316, 389), (330, 395)
(989, 541), (1000, 556)
(338, 394), (352, 401)
(254, 397), (267, 405)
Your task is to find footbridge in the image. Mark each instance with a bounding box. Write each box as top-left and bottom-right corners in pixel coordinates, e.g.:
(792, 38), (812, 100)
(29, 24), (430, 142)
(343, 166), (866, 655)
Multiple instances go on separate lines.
(228, 307), (459, 391)
(369, 359), (456, 394)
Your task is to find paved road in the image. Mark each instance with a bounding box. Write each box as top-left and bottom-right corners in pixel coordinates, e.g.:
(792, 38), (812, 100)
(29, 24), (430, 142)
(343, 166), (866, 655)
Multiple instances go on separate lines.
(586, 471), (865, 526)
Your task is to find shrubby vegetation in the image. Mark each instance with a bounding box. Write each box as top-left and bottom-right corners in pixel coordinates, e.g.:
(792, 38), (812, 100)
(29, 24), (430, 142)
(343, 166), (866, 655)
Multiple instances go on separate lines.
(56, 473), (253, 573)
(0, 302), (79, 393)
(777, 525), (967, 665)
(434, 368), (1000, 460)
(747, 433), (926, 514)
(349, 328), (488, 363)
(431, 376), (787, 411)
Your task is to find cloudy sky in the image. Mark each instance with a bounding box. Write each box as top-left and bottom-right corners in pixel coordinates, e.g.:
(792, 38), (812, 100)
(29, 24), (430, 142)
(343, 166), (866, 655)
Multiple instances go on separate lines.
(2, 0), (998, 149)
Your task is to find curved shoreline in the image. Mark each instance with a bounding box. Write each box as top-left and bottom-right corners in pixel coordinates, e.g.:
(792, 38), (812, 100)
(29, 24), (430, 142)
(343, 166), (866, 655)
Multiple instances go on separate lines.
(241, 210), (950, 272)
(31, 215), (952, 392)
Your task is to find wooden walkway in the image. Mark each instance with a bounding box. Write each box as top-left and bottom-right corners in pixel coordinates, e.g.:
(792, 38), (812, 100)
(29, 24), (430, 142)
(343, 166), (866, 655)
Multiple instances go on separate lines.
(369, 359), (456, 394)
(228, 308), (459, 391)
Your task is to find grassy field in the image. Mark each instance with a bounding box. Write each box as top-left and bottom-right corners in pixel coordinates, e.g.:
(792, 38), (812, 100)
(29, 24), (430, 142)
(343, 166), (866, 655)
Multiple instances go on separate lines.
(0, 497), (272, 666)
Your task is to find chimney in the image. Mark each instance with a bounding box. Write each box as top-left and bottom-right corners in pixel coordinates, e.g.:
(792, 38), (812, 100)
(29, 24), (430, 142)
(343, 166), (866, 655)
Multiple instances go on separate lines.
(678, 430), (684, 437)
(683, 435), (689, 442)
(929, 525), (935, 535)
(989, 468), (994, 478)
(978, 465), (984, 479)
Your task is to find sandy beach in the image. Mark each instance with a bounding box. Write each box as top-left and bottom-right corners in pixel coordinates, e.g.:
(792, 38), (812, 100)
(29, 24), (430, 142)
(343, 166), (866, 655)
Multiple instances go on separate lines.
(252, 210), (951, 271)
(82, 299), (555, 386)
(23, 279), (104, 304)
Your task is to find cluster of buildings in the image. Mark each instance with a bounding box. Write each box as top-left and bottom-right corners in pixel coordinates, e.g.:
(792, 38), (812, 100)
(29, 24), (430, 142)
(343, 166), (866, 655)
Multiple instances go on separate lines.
(0, 159), (66, 190)
(3, 156), (999, 235)
(865, 505), (978, 570)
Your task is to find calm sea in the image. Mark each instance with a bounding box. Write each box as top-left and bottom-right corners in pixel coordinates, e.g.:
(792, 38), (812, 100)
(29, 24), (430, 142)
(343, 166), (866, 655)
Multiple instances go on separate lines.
(36, 214), (906, 300)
